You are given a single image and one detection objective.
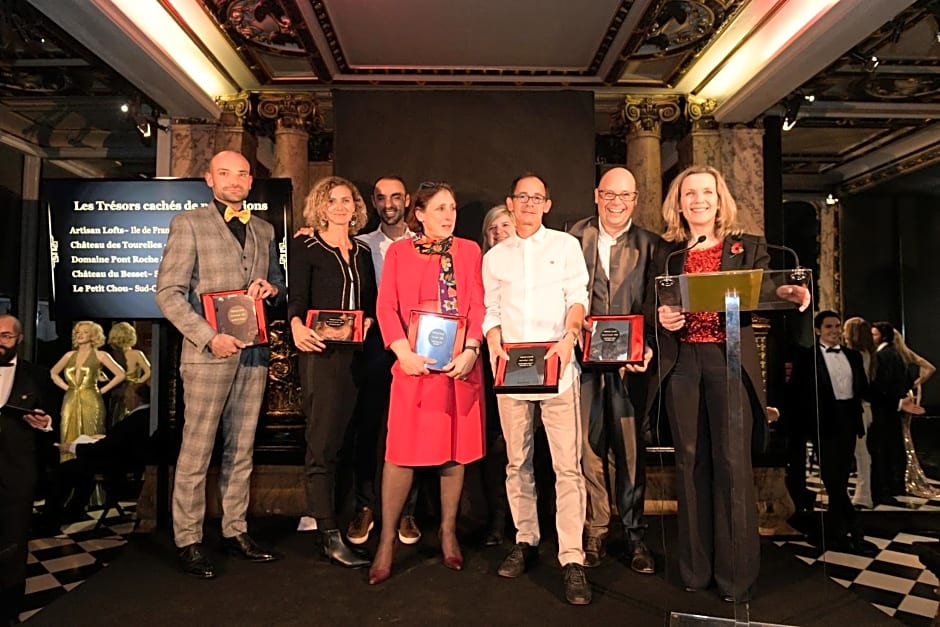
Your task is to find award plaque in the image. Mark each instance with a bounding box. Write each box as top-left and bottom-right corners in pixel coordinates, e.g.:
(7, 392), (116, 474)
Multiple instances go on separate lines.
(305, 309), (364, 344)
(494, 342), (560, 394)
(407, 310), (467, 371)
(583, 315), (644, 365)
(201, 289), (267, 346)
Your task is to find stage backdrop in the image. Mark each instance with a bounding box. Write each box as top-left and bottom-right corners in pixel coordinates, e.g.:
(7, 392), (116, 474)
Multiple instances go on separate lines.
(333, 90), (596, 240)
(45, 178), (291, 320)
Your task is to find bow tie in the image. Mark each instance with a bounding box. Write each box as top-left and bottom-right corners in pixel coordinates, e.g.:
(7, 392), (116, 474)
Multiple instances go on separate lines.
(825, 346), (841, 354)
(224, 206), (251, 224)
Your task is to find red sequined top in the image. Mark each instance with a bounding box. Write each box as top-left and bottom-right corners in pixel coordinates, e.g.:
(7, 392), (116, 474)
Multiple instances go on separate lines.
(682, 241), (725, 343)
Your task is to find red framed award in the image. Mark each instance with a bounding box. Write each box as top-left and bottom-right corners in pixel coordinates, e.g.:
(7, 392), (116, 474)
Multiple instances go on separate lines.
(304, 309), (364, 344)
(493, 342), (560, 394)
(582, 314), (644, 365)
(406, 310), (467, 371)
(201, 289), (268, 346)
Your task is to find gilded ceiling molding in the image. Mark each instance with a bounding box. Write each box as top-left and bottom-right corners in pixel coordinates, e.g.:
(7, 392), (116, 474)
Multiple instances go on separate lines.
(841, 142), (940, 194)
(617, 95), (681, 134)
(257, 92), (320, 130)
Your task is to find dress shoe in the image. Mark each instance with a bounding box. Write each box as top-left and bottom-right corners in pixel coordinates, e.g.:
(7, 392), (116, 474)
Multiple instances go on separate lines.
(628, 540), (655, 575)
(850, 536), (879, 557)
(484, 528), (505, 547)
(497, 542), (538, 578)
(439, 529), (464, 571)
(347, 506), (374, 545)
(721, 591), (753, 603)
(563, 563), (592, 606)
(398, 515), (422, 545)
(222, 533), (279, 562)
(320, 529), (370, 568)
(178, 543), (215, 579)
(583, 535), (605, 568)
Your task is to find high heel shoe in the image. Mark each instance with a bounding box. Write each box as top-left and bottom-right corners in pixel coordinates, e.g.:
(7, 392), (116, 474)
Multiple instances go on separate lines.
(439, 529), (464, 571)
(368, 566), (391, 585)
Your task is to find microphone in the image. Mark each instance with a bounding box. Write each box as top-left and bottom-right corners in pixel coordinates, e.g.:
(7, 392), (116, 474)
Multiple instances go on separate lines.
(664, 235), (707, 276)
(764, 242), (802, 268)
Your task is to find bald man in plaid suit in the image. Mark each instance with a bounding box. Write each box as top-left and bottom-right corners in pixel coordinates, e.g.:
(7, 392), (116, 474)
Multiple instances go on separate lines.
(156, 150), (286, 578)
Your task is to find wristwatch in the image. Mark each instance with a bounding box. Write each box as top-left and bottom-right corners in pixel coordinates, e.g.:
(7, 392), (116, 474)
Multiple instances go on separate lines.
(466, 344), (481, 355)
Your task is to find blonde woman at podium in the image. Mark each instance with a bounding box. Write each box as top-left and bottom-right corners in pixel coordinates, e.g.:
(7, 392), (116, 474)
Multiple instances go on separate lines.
(649, 165), (808, 603)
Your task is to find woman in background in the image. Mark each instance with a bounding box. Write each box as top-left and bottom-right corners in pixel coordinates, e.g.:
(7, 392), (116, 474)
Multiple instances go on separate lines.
(893, 332), (937, 498)
(106, 322), (151, 426)
(843, 317), (877, 509)
(50, 321), (125, 461)
(370, 182), (486, 584)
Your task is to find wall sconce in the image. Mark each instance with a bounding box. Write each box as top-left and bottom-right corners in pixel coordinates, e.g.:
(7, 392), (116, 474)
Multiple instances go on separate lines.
(851, 51), (880, 72)
(825, 193), (839, 205)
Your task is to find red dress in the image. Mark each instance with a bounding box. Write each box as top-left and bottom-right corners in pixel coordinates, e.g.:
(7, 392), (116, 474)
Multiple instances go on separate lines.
(376, 237), (486, 466)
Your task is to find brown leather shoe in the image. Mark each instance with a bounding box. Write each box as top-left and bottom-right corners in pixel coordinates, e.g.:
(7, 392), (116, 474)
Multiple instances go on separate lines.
(628, 540), (654, 574)
(347, 506), (374, 545)
(563, 563), (592, 605)
(398, 515), (422, 545)
(497, 542), (538, 578)
(583, 535), (606, 568)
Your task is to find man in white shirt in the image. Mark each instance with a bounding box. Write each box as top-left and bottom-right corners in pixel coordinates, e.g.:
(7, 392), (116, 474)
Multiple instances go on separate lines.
(0, 315), (56, 623)
(483, 173), (592, 605)
(347, 176), (422, 546)
(567, 167), (657, 573)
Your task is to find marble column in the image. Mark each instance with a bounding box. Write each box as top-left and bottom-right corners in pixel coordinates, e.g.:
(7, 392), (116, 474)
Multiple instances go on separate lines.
(678, 98), (721, 171)
(169, 121), (216, 177)
(258, 94), (317, 229)
(817, 199), (840, 312)
(720, 124), (765, 236)
(620, 96), (680, 232)
(215, 92), (257, 162)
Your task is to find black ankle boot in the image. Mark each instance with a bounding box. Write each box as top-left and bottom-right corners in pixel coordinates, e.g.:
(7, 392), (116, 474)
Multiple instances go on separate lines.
(320, 529), (370, 568)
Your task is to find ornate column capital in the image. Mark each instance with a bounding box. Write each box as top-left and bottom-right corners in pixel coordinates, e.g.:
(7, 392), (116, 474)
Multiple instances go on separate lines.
(686, 96), (718, 131)
(257, 93), (320, 131)
(216, 92), (252, 128)
(615, 95), (681, 135)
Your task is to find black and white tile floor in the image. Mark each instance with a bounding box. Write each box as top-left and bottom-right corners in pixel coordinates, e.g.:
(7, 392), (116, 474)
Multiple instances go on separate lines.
(18, 479), (940, 625)
(776, 470), (940, 625)
(19, 503), (136, 623)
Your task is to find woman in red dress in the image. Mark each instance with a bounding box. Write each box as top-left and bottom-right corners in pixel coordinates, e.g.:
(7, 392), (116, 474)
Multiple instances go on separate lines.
(369, 182), (486, 584)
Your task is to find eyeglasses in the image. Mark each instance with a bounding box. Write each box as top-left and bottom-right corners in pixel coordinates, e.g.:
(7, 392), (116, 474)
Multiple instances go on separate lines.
(511, 193), (547, 205)
(598, 190), (638, 203)
(0, 332), (18, 341)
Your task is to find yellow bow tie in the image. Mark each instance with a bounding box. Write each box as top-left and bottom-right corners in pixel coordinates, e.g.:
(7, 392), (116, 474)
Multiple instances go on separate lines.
(224, 206), (251, 224)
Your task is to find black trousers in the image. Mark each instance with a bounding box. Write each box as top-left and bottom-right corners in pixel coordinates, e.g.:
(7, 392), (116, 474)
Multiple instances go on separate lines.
(0, 495), (31, 621)
(664, 342), (759, 597)
(817, 401), (859, 542)
(580, 370), (647, 542)
(868, 406), (906, 502)
(300, 349), (360, 530)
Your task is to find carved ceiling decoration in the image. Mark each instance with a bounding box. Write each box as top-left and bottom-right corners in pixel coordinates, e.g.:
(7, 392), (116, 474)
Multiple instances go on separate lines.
(3, 0), (940, 192)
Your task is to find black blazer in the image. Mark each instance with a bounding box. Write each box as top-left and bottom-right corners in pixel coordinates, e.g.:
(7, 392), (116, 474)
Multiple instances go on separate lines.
(870, 344), (909, 417)
(787, 344), (867, 440)
(0, 359), (60, 500)
(644, 233), (770, 453)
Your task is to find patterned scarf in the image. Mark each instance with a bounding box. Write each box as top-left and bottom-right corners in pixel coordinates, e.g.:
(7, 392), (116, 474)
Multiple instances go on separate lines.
(413, 233), (457, 314)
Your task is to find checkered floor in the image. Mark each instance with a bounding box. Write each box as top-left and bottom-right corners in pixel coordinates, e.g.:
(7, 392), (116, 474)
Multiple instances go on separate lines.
(18, 477), (940, 625)
(19, 503), (137, 623)
(775, 465), (940, 625)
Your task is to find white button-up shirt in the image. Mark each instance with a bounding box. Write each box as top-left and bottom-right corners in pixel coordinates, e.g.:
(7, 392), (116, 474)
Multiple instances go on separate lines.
(482, 226), (589, 399)
(0, 356), (16, 407)
(597, 220), (631, 279)
(355, 226), (414, 281)
(820, 343), (853, 400)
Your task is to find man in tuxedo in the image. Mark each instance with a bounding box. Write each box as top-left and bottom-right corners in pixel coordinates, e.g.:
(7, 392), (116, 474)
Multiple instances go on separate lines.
(788, 311), (923, 553)
(0, 315), (58, 624)
(568, 167), (657, 573)
(156, 149), (286, 578)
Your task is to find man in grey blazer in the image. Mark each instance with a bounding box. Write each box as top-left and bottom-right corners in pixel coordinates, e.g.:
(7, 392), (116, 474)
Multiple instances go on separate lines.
(568, 167), (658, 574)
(156, 150), (286, 578)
